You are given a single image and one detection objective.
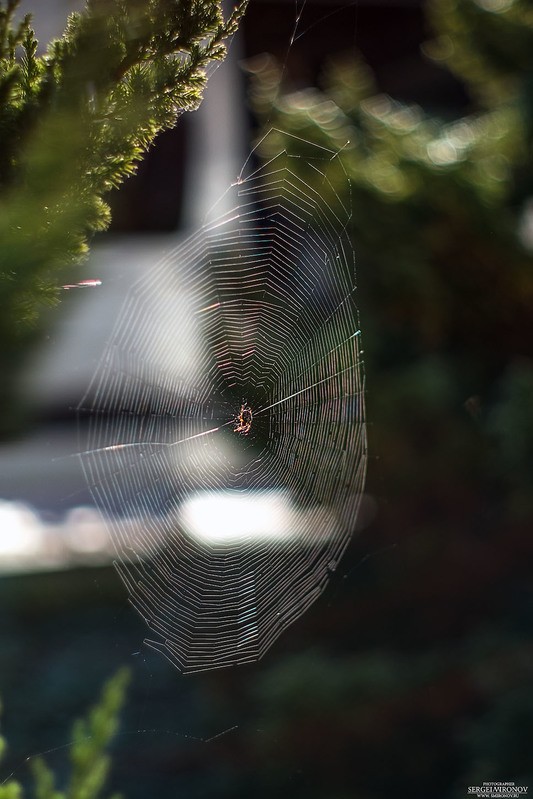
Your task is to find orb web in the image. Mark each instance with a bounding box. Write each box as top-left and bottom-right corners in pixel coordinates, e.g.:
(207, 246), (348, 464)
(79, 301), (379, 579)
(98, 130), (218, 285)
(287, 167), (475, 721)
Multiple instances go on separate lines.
(79, 130), (367, 673)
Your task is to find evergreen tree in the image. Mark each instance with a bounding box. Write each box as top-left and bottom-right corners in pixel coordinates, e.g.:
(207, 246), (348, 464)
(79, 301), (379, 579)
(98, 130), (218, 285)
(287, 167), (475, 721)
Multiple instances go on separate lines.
(240, 0), (533, 794)
(247, 0), (533, 488)
(0, 0), (247, 434)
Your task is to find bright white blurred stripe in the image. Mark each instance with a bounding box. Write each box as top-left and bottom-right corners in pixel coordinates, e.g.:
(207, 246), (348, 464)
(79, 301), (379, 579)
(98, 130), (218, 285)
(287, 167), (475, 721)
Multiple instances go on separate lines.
(0, 501), (43, 557)
(181, 491), (294, 543)
(0, 493), (374, 573)
(0, 500), (113, 573)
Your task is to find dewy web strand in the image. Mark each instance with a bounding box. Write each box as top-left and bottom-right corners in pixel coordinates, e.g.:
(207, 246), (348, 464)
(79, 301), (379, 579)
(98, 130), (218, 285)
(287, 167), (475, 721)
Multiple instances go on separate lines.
(78, 129), (367, 673)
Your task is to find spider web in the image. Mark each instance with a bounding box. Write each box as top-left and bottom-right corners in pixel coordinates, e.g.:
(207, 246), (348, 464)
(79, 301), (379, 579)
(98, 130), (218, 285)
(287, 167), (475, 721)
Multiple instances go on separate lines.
(78, 129), (366, 673)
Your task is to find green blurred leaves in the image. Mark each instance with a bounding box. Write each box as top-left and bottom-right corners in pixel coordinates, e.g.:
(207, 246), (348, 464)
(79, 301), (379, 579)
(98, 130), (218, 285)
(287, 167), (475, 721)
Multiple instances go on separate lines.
(241, 6), (533, 794)
(246, 0), (533, 377)
(0, 668), (130, 799)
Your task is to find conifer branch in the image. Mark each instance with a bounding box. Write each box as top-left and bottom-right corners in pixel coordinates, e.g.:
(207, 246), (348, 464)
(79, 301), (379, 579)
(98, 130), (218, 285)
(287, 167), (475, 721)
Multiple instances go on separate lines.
(0, 0), (247, 433)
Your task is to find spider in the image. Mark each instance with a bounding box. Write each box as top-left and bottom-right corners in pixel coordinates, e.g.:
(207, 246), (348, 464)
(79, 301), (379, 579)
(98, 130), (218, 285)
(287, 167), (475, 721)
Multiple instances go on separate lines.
(234, 404), (253, 435)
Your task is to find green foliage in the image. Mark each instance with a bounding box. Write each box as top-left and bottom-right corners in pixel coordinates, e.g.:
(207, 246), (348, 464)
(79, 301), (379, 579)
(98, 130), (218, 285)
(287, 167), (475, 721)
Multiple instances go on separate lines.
(426, 0), (533, 105)
(0, 668), (130, 799)
(246, 0), (533, 415)
(0, 0), (247, 434)
(239, 5), (533, 794)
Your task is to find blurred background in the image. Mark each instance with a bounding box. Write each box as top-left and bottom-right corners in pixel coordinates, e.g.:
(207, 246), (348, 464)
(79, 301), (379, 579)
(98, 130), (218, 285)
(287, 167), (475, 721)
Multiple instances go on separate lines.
(1, 0), (533, 797)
